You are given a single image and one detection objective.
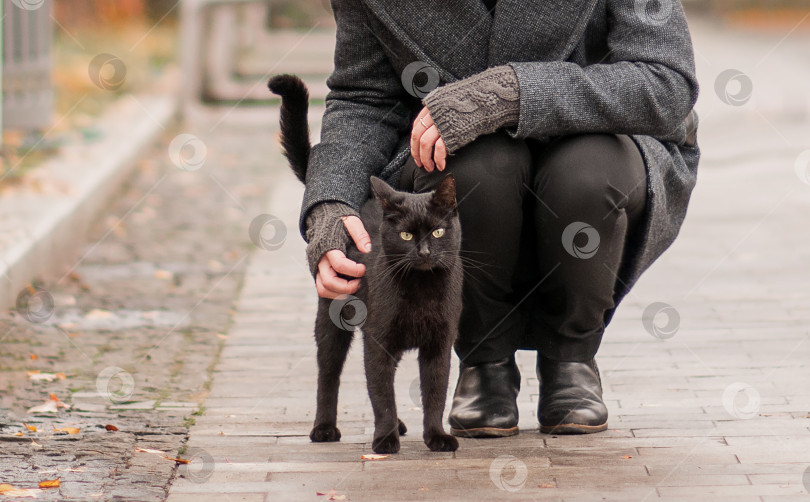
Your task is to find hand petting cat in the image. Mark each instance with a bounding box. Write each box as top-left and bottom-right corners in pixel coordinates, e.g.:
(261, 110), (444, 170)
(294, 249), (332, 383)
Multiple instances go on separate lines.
(314, 215), (371, 299)
(313, 107), (446, 299)
(411, 107), (448, 172)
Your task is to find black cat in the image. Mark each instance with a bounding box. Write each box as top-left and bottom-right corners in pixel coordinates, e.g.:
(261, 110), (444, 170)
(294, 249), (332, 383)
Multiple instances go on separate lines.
(268, 74), (463, 454)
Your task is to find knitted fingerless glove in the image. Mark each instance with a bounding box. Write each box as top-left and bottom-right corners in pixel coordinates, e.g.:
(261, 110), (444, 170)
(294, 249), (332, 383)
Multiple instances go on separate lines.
(304, 201), (360, 278)
(422, 65), (520, 154)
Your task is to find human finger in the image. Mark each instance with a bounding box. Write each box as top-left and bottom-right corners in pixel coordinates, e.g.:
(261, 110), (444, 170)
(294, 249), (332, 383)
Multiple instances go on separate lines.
(342, 215), (372, 253)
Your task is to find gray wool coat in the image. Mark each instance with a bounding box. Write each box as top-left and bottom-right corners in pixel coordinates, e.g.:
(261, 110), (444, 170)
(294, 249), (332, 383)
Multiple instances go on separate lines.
(300, 0), (700, 312)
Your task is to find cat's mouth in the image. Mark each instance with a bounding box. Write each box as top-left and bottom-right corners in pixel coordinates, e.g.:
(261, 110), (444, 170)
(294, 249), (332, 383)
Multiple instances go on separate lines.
(412, 257), (444, 271)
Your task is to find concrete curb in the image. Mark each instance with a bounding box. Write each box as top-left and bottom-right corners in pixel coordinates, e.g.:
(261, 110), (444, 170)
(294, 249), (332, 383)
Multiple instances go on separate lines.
(0, 92), (178, 312)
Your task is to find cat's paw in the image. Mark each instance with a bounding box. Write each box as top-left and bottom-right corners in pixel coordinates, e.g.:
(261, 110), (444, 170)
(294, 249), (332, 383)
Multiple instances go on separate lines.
(310, 423), (341, 442)
(398, 419), (407, 436)
(372, 433), (400, 454)
(425, 433), (459, 452)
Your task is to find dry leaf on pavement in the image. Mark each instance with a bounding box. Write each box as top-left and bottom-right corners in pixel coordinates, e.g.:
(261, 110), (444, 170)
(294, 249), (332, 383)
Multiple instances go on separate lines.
(27, 371), (66, 382)
(360, 454), (389, 460)
(27, 400), (59, 414)
(0, 483), (40, 497)
(316, 489), (347, 501)
(49, 394), (69, 408)
(53, 426), (80, 435)
(84, 309), (115, 320)
(37, 479), (60, 488)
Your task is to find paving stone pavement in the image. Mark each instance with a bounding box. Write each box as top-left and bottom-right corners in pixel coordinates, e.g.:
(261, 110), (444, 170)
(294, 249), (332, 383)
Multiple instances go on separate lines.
(0, 110), (284, 499)
(162, 15), (810, 502)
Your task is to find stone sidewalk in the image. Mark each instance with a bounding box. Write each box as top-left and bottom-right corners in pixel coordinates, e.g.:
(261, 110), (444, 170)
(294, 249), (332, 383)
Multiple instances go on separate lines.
(166, 15), (810, 502)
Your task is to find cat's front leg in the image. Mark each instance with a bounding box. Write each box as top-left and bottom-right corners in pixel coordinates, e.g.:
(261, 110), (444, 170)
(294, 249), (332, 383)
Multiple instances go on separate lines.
(418, 345), (459, 452)
(311, 298), (354, 443)
(364, 334), (403, 454)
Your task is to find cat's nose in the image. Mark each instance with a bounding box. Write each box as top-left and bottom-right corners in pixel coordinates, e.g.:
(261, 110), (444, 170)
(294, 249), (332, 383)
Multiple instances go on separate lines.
(418, 243), (430, 258)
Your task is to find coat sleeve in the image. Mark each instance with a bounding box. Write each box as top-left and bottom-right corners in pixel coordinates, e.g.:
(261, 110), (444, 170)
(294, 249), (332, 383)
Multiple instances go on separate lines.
(299, 0), (412, 237)
(507, 0), (698, 141)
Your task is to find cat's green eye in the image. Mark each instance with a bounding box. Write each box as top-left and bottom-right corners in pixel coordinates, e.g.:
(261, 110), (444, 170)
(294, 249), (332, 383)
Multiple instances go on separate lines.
(400, 231), (413, 241)
(432, 228), (445, 238)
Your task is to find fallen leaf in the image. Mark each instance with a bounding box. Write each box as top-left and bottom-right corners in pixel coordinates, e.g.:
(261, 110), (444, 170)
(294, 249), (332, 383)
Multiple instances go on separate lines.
(38, 479), (60, 488)
(14, 432), (23, 437)
(53, 426), (80, 435)
(105, 424), (119, 431)
(84, 309), (114, 320)
(316, 490), (347, 501)
(538, 482), (556, 488)
(27, 400), (59, 414)
(135, 447), (166, 455)
(360, 454), (389, 460)
(27, 371), (58, 382)
(23, 423), (37, 432)
(166, 457), (190, 464)
(56, 372), (66, 380)
(0, 483), (40, 497)
(621, 455), (633, 459)
(49, 394), (68, 408)
(30, 354), (38, 360)
(154, 269), (173, 280)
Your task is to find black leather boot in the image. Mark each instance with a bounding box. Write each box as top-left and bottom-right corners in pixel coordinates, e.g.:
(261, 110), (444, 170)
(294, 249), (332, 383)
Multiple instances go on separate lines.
(448, 356), (520, 438)
(537, 355), (608, 434)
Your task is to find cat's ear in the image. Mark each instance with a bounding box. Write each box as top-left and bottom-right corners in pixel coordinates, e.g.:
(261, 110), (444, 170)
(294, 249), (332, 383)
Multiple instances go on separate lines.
(431, 174), (457, 211)
(370, 176), (405, 212)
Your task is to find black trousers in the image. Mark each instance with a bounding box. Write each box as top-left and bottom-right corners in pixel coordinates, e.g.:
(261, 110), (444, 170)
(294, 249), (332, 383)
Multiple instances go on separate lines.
(399, 132), (647, 364)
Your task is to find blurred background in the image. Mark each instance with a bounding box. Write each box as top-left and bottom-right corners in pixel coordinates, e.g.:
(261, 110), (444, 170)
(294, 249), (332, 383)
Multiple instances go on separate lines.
(2, 0), (810, 182)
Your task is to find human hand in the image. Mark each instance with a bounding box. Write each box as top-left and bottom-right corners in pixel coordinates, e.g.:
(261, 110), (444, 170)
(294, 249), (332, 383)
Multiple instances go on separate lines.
(411, 107), (447, 172)
(314, 215), (371, 299)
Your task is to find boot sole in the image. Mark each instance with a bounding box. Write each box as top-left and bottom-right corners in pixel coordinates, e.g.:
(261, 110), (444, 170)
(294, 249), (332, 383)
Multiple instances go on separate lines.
(540, 422), (608, 435)
(450, 426), (519, 438)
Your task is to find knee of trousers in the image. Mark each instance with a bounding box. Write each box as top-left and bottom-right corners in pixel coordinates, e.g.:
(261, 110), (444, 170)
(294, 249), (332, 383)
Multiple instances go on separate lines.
(531, 134), (647, 215)
(412, 132), (532, 202)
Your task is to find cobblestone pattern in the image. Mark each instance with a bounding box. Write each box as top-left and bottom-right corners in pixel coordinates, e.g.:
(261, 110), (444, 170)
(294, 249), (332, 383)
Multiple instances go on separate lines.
(0, 112), (280, 500)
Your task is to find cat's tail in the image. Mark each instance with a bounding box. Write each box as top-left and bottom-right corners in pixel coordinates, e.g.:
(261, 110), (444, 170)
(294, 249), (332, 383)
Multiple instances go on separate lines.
(268, 74), (311, 184)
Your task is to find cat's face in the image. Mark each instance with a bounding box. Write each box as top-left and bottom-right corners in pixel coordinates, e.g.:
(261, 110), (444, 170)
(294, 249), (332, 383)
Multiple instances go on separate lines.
(370, 175), (460, 272)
